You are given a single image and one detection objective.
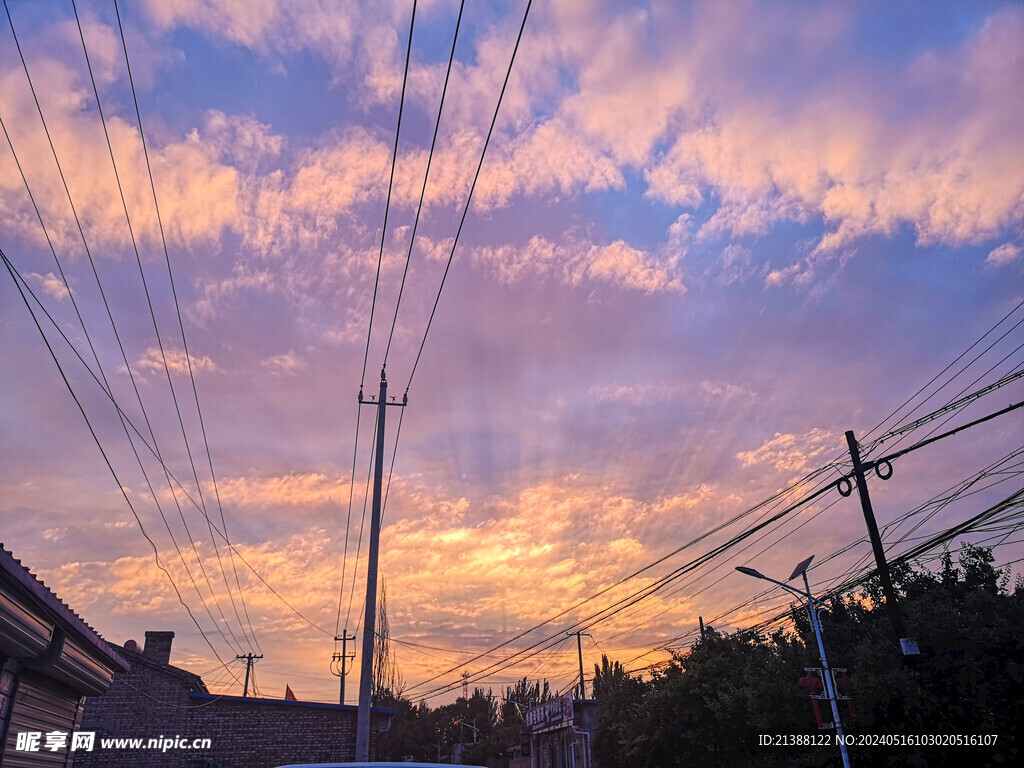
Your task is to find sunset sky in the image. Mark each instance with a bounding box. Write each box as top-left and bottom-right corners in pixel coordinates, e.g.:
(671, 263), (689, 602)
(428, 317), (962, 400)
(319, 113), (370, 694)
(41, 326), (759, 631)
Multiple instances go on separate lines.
(1, 0), (1023, 706)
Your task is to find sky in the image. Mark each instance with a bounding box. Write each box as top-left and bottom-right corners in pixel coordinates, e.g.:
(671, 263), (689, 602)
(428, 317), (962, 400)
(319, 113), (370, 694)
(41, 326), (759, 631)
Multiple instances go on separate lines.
(1, 0), (1023, 706)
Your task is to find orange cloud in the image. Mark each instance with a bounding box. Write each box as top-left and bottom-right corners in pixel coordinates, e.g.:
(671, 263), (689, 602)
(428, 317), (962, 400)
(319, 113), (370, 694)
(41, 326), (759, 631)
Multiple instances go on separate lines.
(735, 428), (837, 475)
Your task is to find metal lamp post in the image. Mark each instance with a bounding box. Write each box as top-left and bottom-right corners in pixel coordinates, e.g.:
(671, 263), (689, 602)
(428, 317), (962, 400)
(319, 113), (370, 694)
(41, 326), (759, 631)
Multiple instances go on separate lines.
(736, 556), (851, 768)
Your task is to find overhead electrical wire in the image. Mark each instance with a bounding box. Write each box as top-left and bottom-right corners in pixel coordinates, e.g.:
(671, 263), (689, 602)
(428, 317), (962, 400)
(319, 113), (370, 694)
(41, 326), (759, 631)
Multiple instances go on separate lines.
(826, 486), (1024, 599)
(428, 303), (1024, 675)
(405, 395), (1023, 696)
(6, 260), (331, 639)
(341, 0), (528, 675)
(371, 0), (469, 549)
(685, 445), (1024, 648)
(821, 443), (1024, 596)
(658, 446), (1024, 653)
(336, 405), (366, 636)
(0, 168), (327, 649)
(335, 0), (417, 647)
(911, 348), (1024, 446)
(11, 0), (1020, 700)
(403, 350), (1019, 696)
(69, 0), (249, 655)
(344, 409), (382, 633)
(864, 299), (1024, 439)
(5, 0), (350, 654)
(112, 0), (260, 654)
(359, 0), (417, 388)
(340, 0), (530, 660)
(2, 3), (246, 658)
(403, 0), (534, 394)
(638, 348), (1024, 663)
(383, 0), (467, 367)
(406, 457), (865, 695)
(1, 246), (243, 685)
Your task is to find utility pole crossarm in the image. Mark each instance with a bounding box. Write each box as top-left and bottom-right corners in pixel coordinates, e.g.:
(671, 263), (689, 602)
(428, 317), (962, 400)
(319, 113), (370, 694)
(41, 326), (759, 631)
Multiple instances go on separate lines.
(235, 653), (262, 698)
(332, 631), (356, 705)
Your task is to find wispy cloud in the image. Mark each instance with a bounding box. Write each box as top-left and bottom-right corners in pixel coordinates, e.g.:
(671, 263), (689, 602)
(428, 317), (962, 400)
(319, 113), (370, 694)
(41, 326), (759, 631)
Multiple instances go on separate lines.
(472, 235), (685, 294)
(261, 351), (306, 376)
(986, 242), (1022, 267)
(26, 272), (70, 300)
(136, 347), (219, 376)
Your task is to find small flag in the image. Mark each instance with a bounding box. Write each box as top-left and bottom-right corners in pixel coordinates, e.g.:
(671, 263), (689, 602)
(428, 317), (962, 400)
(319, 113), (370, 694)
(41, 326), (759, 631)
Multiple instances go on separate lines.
(285, 685), (297, 701)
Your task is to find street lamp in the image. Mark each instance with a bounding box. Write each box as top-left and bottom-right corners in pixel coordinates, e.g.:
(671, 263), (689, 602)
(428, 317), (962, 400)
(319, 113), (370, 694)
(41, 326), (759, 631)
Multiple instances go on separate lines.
(736, 556), (851, 768)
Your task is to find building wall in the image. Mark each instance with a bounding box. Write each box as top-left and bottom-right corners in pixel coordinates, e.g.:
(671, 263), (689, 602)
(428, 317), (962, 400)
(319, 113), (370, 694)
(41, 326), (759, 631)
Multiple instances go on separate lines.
(75, 633), (384, 768)
(526, 698), (596, 768)
(2, 668), (80, 768)
(78, 690), (374, 768)
(184, 695), (365, 768)
(73, 646), (195, 768)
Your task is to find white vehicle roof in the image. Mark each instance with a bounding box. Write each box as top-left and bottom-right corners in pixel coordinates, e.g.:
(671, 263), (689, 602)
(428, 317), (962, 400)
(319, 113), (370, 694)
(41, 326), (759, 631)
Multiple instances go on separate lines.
(274, 763), (486, 768)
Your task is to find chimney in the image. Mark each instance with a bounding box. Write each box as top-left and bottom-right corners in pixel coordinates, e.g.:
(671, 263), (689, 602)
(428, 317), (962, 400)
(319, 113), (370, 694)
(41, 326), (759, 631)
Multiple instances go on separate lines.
(143, 631), (174, 665)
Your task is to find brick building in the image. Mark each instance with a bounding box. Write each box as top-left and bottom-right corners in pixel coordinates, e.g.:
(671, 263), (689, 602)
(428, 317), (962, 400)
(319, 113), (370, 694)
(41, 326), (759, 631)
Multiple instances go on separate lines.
(525, 694), (597, 768)
(77, 630), (393, 768)
(0, 544), (128, 768)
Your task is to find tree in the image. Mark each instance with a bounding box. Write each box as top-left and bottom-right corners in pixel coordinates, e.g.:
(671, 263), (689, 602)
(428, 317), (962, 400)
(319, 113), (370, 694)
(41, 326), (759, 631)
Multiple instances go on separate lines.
(591, 655), (646, 768)
(590, 545), (1024, 767)
(462, 678), (554, 767)
(373, 575), (403, 704)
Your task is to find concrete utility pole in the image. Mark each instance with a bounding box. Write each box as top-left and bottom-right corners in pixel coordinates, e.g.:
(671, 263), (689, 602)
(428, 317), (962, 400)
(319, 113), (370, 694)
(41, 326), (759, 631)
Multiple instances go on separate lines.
(331, 631), (356, 705)
(355, 367), (406, 761)
(844, 430), (918, 655)
(236, 653), (262, 698)
(567, 630), (591, 699)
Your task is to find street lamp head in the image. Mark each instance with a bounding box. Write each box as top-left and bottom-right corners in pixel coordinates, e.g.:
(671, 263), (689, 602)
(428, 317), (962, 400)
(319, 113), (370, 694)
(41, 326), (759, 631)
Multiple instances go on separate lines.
(735, 566), (765, 579)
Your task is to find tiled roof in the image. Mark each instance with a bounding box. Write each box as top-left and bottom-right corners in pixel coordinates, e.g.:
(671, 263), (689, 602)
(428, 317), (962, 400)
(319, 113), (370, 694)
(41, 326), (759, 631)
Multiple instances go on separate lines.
(0, 542), (129, 669)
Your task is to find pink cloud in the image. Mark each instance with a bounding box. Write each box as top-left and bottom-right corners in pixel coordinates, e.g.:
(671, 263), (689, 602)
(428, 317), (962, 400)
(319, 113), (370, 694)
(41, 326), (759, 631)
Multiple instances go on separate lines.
(471, 235), (684, 294)
(26, 271), (71, 300)
(136, 346), (219, 375)
(986, 242), (1022, 267)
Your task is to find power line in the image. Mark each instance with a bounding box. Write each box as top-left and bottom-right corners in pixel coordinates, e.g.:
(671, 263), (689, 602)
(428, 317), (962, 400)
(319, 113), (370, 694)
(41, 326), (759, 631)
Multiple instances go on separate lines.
(872, 369), (1024, 444)
(1, 250), (331, 639)
(383, 0), (466, 367)
(863, 297), (1024, 453)
(403, 0), (534, 393)
(659, 443), (1024, 653)
(569, 317), (1024, 655)
(337, 0), (417, 647)
(70, 0), (248, 655)
(404, 463), (851, 696)
(336, 402), (364, 636)
(2, 3), (244, 657)
(112, 0), (260, 654)
(345, 407), (381, 632)
(405, 398), (1023, 696)
(1, 247), (243, 686)
(359, 0), (417, 387)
